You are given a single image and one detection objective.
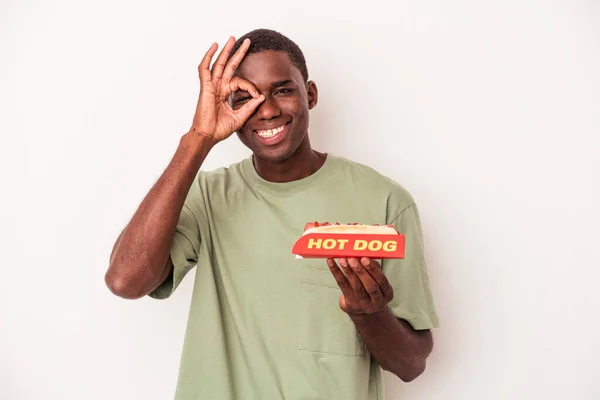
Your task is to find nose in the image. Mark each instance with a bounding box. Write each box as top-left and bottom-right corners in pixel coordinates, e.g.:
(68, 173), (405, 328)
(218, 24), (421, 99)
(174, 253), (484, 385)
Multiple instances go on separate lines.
(255, 96), (281, 120)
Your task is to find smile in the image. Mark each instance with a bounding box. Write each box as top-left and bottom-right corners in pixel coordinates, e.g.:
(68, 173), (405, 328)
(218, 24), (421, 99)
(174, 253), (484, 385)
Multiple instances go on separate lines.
(255, 123), (288, 139)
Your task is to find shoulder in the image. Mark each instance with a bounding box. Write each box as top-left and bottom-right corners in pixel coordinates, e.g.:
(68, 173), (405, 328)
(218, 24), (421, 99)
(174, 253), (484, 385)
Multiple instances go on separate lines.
(181, 159), (249, 220)
(332, 154), (416, 207)
(194, 158), (247, 189)
(329, 154), (418, 223)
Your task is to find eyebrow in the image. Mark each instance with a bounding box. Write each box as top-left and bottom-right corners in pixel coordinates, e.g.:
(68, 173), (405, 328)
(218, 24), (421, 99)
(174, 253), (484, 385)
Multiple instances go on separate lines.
(234, 79), (293, 92)
(271, 80), (293, 88)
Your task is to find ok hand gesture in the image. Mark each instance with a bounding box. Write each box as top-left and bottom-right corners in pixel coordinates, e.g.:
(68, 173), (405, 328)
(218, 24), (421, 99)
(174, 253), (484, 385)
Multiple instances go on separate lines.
(190, 37), (264, 144)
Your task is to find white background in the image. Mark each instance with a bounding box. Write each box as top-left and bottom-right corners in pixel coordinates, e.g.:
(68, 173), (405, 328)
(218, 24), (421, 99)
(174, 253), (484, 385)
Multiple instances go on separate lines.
(2, 0), (599, 399)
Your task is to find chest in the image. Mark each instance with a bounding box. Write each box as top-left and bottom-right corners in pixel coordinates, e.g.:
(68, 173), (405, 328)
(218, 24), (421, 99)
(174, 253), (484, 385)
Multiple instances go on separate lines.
(206, 191), (387, 288)
(200, 189), (386, 357)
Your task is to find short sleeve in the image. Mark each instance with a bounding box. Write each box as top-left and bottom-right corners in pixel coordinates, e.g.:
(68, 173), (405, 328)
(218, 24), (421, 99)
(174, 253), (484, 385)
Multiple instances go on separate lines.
(148, 203), (202, 300)
(382, 204), (439, 330)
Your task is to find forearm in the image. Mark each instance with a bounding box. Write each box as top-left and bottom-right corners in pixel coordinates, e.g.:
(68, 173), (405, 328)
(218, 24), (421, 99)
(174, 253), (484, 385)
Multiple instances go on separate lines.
(351, 308), (432, 382)
(105, 132), (214, 299)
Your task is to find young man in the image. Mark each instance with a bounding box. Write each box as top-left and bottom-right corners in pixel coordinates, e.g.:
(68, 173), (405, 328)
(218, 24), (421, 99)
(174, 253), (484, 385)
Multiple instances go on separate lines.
(105, 29), (439, 400)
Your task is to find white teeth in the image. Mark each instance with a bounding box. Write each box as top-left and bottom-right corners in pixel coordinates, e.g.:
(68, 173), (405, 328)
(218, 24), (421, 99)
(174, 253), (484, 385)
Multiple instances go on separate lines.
(257, 124), (286, 138)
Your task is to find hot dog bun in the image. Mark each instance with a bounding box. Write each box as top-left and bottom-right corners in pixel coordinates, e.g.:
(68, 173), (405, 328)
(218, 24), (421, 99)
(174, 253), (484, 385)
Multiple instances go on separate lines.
(302, 222), (397, 235)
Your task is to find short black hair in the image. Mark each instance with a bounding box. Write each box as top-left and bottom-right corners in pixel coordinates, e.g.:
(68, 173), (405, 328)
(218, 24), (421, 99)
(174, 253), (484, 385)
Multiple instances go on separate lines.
(228, 29), (309, 82)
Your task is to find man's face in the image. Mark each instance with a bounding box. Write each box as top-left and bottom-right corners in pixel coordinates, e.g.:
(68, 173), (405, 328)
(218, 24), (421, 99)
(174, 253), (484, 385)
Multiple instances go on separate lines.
(230, 50), (318, 162)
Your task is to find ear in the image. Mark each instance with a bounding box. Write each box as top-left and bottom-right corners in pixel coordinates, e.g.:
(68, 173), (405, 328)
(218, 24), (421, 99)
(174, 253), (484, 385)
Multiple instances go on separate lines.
(306, 80), (318, 109)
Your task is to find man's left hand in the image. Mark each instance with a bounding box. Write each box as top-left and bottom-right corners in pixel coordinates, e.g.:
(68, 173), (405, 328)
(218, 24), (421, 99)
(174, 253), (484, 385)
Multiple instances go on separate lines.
(326, 257), (394, 315)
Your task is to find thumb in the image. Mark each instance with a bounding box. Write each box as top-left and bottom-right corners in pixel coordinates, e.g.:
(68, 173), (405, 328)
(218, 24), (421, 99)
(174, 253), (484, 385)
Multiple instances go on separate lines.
(235, 94), (265, 122)
(339, 295), (349, 312)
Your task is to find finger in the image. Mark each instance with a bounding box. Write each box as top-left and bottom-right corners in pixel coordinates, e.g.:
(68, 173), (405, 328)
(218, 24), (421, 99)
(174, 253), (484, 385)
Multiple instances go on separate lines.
(228, 77), (264, 122)
(327, 258), (355, 299)
(198, 42), (218, 84)
(338, 258), (371, 304)
(211, 36), (235, 81)
(229, 77), (260, 99)
(235, 96), (265, 123)
(222, 38), (251, 84)
(347, 258), (383, 303)
(360, 257), (394, 299)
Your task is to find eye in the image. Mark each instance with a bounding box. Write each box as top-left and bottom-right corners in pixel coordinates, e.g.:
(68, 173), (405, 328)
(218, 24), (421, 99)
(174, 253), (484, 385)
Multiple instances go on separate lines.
(274, 88), (293, 95)
(234, 95), (252, 103)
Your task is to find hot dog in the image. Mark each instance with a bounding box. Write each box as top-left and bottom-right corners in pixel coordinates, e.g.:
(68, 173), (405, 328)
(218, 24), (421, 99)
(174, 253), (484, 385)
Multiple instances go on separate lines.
(292, 221), (405, 259)
(302, 222), (398, 235)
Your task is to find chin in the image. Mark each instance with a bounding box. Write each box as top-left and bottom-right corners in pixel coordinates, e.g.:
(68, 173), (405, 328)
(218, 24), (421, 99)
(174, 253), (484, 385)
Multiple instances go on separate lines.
(252, 145), (297, 163)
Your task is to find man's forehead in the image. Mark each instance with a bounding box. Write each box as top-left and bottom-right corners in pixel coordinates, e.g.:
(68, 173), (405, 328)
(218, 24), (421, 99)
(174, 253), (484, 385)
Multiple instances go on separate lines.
(233, 50), (303, 87)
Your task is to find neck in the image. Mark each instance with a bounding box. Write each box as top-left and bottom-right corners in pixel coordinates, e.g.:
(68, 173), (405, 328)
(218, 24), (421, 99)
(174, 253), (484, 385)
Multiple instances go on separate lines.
(252, 138), (326, 183)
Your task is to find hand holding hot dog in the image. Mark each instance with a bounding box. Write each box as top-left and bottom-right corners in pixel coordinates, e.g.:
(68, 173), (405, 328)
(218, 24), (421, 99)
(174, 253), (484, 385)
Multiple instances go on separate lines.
(327, 257), (394, 316)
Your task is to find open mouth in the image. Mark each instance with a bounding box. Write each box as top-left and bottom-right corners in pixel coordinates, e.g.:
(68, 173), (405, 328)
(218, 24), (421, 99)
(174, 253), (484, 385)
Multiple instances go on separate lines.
(254, 122), (290, 139)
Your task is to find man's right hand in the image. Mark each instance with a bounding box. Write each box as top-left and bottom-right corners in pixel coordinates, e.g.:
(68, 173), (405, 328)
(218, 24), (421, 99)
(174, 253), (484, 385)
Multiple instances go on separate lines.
(106, 37), (262, 300)
(189, 37), (264, 144)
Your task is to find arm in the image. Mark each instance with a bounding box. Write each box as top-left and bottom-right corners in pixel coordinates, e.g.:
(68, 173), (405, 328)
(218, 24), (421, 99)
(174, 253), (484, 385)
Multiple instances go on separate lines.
(105, 36), (264, 299)
(327, 257), (434, 382)
(105, 134), (214, 299)
(350, 309), (432, 382)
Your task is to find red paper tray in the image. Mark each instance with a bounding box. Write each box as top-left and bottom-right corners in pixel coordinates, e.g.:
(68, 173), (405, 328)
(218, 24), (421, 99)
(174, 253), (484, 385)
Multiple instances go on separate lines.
(292, 232), (405, 259)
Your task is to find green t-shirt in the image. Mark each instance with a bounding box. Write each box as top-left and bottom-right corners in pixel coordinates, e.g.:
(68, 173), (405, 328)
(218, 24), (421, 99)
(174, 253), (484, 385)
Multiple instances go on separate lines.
(149, 153), (439, 400)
